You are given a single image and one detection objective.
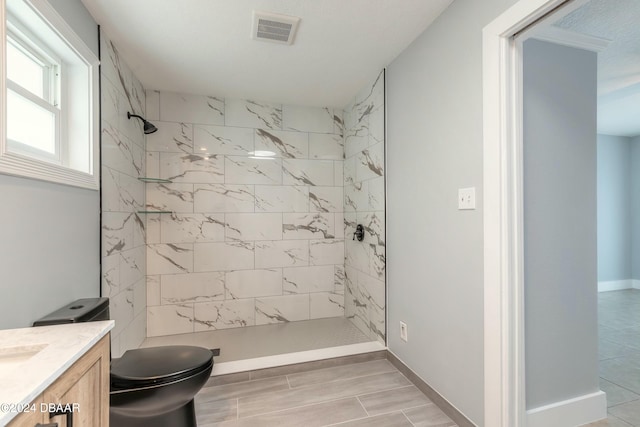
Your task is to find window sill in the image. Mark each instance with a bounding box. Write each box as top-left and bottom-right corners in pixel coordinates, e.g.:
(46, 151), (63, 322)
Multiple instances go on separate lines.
(0, 151), (99, 190)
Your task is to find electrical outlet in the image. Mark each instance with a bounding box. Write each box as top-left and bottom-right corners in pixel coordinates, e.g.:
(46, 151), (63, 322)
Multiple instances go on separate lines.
(400, 321), (408, 342)
(458, 187), (476, 210)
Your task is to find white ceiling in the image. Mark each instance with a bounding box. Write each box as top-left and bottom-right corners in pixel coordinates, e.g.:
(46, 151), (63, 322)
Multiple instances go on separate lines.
(554, 0), (640, 137)
(80, 0), (453, 108)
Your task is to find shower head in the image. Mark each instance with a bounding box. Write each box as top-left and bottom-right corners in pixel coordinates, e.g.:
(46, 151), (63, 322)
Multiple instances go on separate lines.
(127, 112), (158, 134)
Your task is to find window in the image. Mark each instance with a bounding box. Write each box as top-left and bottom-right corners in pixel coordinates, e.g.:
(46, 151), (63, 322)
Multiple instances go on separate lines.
(7, 27), (61, 162)
(0, 0), (99, 189)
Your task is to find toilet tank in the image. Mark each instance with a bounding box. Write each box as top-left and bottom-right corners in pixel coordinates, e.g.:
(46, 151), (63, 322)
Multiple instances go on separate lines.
(33, 297), (110, 326)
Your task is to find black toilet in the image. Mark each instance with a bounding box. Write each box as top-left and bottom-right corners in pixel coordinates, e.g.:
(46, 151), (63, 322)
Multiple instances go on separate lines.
(34, 298), (214, 427)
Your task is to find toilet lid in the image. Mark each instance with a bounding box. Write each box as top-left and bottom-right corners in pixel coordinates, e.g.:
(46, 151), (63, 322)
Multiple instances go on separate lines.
(111, 346), (213, 388)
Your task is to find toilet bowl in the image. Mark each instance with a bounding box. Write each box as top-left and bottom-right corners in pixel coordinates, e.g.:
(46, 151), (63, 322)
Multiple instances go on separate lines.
(34, 298), (214, 427)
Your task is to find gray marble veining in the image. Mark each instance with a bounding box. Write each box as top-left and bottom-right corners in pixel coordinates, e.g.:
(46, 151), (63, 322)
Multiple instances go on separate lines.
(283, 159), (334, 186)
(194, 184), (255, 213)
(256, 294), (310, 325)
(255, 185), (309, 213)
(255, 129), (308, 159)
(226, 156), (283, 185)
(160, 153), (224, 183)
(161, 213), (226, 243)
(102, 123), (144, 177)
(194, 299), (256, 331)
(100, 30), (148, 356)
(284, 213), (335, 240)
(225, 99), (283, 130)
(309, 187), (343, 213)
(256, 240), (310, 269)
(194, 125), (254, 155)
(147, 243), (193, 275)
(139, 84), (383, 338)
(147, 121), (194, 153)
(146, 183), (194, 212)
(343, 71), (386, 342)
(159, 92), (224, 125)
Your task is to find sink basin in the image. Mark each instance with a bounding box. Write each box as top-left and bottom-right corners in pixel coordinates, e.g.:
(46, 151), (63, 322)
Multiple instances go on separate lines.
(0, 344), (47, 377)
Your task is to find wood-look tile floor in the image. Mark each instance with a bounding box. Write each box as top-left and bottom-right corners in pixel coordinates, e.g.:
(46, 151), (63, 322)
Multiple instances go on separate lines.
(194, 359), (458, 427)
(582, 289), (640, 427)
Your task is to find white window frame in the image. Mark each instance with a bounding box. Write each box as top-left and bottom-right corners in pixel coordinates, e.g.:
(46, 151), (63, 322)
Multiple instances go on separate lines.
(6, 24), (60, 105)
(7, 83), (61, 163)
(6, 24), (63, 164)
(0, 0), (99, 190)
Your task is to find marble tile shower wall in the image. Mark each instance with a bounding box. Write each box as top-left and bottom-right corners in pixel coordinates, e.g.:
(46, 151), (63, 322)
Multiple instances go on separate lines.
(100, 31), (148, 357)
(344, 71), (386, 344)
(144, 91), (347, 337)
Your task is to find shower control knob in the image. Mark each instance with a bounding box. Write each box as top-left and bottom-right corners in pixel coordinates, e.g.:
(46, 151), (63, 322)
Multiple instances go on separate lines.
(353, 224), (365, 242)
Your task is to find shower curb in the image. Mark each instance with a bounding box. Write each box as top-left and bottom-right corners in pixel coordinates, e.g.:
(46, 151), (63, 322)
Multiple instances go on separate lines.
(204, 350), (387, 387)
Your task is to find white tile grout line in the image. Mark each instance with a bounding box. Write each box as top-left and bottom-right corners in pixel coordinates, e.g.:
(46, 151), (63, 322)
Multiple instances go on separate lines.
(322, 410), (418, 427)
(401, 409), (418, 427)
(285, 357), (390, 379)
(603, 412), (636, 427)
(201, 374), (414, 420)
(400, 403), (437, 414)
(354, 396), (371, 419)
(278, 365), (397, 392)
(598, 293), (640, 427)
(241, 384), (429, 423)
(352, 384), (439, 419)
(322, 415), (373, 427)
(235, 396), (369, 422)
(604, 394), (640, 409)
(205, 361), (395, 393)
(354, 384), (418, 400)
(354, 383), (455, 424)
(400, 402), (458, 427)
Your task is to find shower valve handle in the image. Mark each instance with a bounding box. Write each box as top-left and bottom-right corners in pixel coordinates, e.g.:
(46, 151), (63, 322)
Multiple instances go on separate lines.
(353, 224), (365, 242)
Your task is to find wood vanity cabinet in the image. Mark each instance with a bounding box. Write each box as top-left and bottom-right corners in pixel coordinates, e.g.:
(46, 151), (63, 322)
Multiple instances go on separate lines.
(6, 395), (44, 427)
(7, 335), (110, 427)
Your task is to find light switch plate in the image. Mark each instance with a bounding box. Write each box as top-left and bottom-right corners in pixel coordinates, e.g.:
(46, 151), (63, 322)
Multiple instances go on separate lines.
(458, 187), (476, 210)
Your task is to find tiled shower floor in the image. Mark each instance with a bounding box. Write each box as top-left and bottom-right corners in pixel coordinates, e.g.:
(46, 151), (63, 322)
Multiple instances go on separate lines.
(140, 317), (373, 363)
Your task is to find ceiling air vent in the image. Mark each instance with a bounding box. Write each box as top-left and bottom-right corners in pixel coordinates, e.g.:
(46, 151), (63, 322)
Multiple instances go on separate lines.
(252, 11), (301, 45)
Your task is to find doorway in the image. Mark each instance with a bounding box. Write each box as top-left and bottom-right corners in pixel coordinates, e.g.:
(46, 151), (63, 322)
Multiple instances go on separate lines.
(484, 0), (640, 425)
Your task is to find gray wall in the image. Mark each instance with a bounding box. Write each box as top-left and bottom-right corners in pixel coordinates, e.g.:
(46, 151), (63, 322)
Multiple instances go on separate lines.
(632, 136), (640, 280)
(597, 134), (631, 282)
(0, 175), (100, 329)
(523, 39), (598, 409)
(0, 0), (100, 330)
(48, 0), (99, 57)
(386, 0), (519, 424)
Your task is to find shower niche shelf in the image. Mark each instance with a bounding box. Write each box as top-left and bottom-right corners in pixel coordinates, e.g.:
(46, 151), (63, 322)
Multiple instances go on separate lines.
(137, 177), (172, 183)
(137, 210), (173, 214)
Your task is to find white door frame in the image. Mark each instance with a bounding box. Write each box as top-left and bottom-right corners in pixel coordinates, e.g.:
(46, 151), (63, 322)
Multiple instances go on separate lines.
(482, 0), (572, 426)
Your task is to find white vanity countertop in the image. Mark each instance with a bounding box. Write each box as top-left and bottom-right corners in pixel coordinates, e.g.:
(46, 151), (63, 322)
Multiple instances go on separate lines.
(0, 320), (113, 426)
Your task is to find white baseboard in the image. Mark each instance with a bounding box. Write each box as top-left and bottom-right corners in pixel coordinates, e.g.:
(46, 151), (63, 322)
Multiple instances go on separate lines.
(526, 391), (606, 427)
(598, 280), (632, 292)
